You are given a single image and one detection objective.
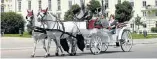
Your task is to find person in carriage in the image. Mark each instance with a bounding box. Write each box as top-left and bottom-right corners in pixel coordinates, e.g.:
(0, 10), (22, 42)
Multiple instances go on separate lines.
(107, 14), (118, 34)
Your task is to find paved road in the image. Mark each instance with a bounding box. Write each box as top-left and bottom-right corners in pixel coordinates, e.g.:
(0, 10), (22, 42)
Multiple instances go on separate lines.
(1, 37), (157, 58)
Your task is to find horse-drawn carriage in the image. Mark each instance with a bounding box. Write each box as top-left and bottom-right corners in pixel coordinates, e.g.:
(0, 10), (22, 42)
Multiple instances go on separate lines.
(26, 7), (133, 57)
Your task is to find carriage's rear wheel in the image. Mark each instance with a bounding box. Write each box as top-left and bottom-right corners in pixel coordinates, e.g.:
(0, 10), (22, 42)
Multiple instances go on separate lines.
(90, 33), (102, 55)
(120, 30), (133, 52)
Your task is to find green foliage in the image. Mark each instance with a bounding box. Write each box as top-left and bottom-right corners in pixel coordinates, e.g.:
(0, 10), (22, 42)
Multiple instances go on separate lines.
(87, 0), (101, 14)
(132, 33), (157, 39)
(64, 4), (81, 21)
(1, 12), (25, 34)
(115, 1), (133, 23)
(3, 32), (31, 38)
(135, 15), (143, 29)
(151, 27), (157, 33)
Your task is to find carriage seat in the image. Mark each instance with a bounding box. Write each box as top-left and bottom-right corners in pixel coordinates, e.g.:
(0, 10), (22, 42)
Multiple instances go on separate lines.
(87, 18), (103, 29)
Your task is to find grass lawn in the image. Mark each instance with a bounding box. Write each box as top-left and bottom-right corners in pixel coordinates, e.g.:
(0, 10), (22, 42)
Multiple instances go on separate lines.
(2, 32), (157, 39)
(2, 32), (31, 38)
(132, 33), (157, 39)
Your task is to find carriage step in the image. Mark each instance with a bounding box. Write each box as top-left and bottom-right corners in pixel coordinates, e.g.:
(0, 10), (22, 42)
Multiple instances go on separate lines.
(116, 42), (120, 46)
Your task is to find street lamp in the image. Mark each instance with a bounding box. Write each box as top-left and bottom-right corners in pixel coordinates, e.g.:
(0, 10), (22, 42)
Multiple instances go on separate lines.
(102, 0), (104, 15)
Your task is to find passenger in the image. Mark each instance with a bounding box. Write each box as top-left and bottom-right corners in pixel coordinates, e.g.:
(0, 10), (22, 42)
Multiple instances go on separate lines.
(108, 14), (118, 34)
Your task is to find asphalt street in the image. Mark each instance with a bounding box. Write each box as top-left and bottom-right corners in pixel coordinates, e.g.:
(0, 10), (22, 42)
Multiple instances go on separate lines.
(1, 37), (157, 58)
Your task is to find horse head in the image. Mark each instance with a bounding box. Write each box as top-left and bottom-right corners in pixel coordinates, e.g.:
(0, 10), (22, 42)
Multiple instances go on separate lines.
(26, 10), (34, 22)
(37, 7), (48, 22)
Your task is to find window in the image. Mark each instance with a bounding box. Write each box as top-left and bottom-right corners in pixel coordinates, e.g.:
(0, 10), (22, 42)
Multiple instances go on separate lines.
(9, 0), (12, 2)
(118, 0), (121, 4)
(156, 0), (157, 6)
(28, 1), (31, 10)
(68, 0), (72, 9)
(105, 0), (108, 8)
(57, 13), (61, 19)
(143, 1), (146, 7)
(156, 11), (157, 16)
(1, 5), (4, 12)
(130, 2), (134, 7)
(143, 12), (146, 16)
(18, 0), (21, 12)
(38, 0), (42, 10)
(131, 24), (134, 28)
(1, 0), (4, 3)
(48, 0), (51, 10)
(57, 0), (61, 10)
(156, 21), (157, 27)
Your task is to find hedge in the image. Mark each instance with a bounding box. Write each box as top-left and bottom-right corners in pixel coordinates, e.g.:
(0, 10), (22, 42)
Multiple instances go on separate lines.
(151, 27), (157, 33)
(1, 12), (25, 34)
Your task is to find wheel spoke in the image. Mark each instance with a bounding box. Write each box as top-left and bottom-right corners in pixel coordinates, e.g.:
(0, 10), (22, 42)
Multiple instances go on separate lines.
(90, 34), (102, 55)
(121, 31), (133, 52)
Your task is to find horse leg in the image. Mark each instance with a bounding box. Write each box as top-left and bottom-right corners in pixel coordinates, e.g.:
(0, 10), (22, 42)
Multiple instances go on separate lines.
(57, 38), (65, 56)
(31, 40), (37, 57)
(46, 38), (51, 56)
(41, 39), (49, 57)
(53, 38), (59, 56)
(70, 38), (77, 56)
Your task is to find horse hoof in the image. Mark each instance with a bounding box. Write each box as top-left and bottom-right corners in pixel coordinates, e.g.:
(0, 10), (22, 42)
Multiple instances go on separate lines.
(47, 54), (50, 56)
(55, 53), (59, 56)
(73, 53), (76, 55)
(70, 53), (73, 56)
(61, 54), (65, 56)
(31, 55), (35, 58)
(70, 53), (76, 56)
(44, 55), (48, 58)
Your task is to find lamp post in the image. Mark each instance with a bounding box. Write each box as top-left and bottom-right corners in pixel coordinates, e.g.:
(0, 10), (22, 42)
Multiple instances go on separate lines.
(101, 0), (104, 15)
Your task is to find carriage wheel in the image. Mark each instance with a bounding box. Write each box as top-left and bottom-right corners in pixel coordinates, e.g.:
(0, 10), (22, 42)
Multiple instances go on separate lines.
(90, 34), (102, 55)
(120, 30), (133, 52)
(101, 43), (109, 52)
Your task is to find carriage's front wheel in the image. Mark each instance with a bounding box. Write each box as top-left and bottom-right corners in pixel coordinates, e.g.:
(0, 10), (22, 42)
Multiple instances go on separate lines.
(120, 30), (133, 52)
(90, 33), (102, 55)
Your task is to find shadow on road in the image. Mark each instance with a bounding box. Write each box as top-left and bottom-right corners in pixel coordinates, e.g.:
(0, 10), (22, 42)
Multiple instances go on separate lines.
(32, 51), (133, 58)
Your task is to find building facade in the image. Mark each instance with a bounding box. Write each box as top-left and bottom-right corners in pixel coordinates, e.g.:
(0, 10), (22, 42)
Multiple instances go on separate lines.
(1, 0), (157, 32)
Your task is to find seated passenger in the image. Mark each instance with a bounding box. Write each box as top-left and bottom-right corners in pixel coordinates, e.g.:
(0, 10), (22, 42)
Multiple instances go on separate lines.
(108, 14), (118, 34)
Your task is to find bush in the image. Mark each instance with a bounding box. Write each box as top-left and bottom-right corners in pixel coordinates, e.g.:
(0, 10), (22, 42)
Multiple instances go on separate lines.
(1, 12), (25, 34)
(151, 27), (157, 33)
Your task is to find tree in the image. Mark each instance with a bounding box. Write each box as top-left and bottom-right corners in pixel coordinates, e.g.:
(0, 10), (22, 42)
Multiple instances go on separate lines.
(64, 4), (81, 21)
(1, 12), (25, 34)
(115, 1), (133, 23)
(87, 0), (101, 14)
(135, 15), (143, 30)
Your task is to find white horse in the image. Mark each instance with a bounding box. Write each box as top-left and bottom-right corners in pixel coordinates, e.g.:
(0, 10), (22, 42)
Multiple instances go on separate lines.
(37, 8), (81, 56)
(26, 10), (50, 57)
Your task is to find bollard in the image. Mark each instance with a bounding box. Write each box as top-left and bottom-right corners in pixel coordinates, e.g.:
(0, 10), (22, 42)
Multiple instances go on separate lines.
(19, 28), (23, 36)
